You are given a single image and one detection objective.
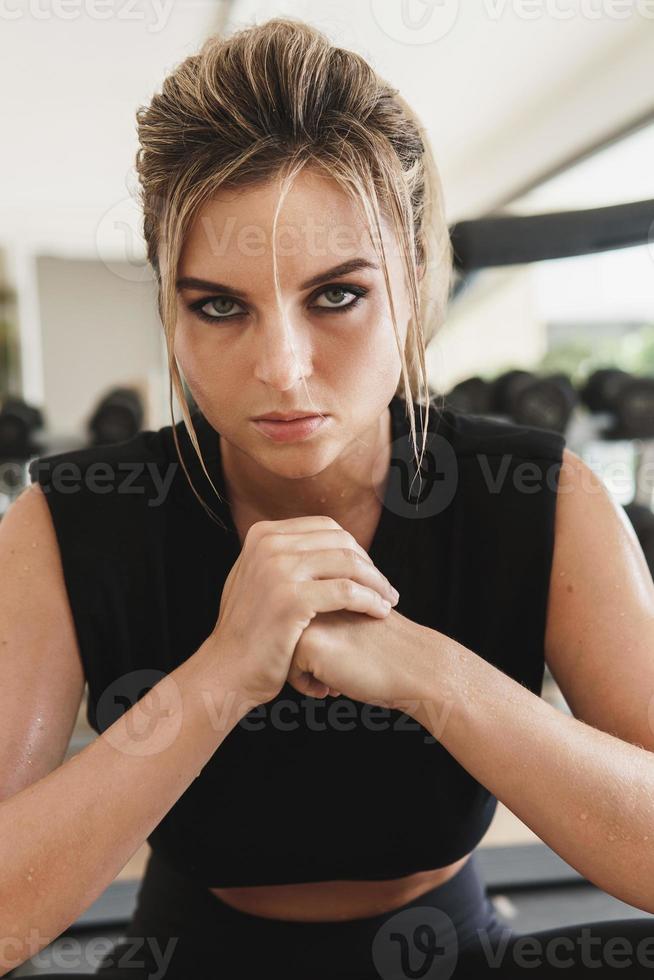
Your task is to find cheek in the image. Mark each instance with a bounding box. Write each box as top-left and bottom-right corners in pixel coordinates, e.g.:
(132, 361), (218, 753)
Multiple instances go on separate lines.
(174, 320), (220, 378)
(172, 318), (192, 367)
(325, 318), (402, 396)
(173, 323), (212, 400)
(359, 304), (406, 370)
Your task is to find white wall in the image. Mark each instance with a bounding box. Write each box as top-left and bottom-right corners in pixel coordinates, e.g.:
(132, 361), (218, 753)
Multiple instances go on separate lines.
(428, 268), (548, 393)
(35, 256), (167, 435)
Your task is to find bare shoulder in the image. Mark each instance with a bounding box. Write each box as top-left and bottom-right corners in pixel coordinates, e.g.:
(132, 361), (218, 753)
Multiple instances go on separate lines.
(544, 447), (654, 748)
(0, 481), (66, 570)
(0, 482), (86, 802)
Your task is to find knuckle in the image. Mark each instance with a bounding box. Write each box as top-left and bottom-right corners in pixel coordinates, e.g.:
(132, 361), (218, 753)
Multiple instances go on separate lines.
(255, 531), (278, 559)
(349, 547), (365, 566)
(245, 520), (273, 546)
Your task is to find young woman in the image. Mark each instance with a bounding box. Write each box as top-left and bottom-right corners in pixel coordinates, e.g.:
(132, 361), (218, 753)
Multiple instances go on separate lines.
(3, 16), (654, 980)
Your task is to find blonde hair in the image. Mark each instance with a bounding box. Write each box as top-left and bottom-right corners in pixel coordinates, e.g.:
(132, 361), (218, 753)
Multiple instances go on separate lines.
(134, 16), (452, 524)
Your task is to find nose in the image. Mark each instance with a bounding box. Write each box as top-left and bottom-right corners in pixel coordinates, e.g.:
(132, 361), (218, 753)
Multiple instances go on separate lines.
(252, 311), (312, 391)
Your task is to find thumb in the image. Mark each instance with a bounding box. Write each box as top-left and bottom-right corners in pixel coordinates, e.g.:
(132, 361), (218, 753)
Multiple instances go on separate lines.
(287, 660), (330, 699)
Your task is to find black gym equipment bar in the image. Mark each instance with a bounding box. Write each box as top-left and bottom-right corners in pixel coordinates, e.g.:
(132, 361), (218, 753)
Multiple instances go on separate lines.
(449, 197), (654, 275)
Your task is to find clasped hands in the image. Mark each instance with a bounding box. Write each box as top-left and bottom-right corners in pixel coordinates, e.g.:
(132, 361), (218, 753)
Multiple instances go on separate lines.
(285, 603), (435, 714)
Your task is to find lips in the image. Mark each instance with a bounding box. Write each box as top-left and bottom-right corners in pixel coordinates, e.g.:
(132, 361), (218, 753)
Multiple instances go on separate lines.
(253, 412), (324, 421)
(252, 415), (329, 442)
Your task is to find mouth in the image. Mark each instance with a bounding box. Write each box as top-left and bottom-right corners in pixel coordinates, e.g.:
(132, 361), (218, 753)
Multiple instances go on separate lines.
(251, 414), (330, 443)
(252, 412), (326, 422)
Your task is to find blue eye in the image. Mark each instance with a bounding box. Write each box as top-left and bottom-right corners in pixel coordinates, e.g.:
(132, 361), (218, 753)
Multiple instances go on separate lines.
(187, 283), (367, 325)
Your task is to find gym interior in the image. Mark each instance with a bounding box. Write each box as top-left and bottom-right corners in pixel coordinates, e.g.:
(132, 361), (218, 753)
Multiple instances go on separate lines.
(1, 3), (654, 976)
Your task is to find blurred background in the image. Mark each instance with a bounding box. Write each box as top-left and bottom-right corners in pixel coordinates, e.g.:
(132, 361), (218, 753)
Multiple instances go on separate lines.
(2, 1), (654, 968)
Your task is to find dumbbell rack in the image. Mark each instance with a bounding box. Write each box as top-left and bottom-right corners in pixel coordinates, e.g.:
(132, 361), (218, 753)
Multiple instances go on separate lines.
(449, 196), (654, 573)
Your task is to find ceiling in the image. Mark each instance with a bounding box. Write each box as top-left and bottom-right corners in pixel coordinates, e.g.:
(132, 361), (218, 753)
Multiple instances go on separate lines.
(2, 0), (653, 257)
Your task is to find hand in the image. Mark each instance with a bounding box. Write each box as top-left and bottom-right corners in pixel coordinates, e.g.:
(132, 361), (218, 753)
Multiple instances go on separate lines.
(286, 606), (430, 711)
(208, 516), (399, 706)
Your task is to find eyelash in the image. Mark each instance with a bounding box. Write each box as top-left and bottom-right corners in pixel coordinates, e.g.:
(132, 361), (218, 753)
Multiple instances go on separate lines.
(187, 283), (368, 325)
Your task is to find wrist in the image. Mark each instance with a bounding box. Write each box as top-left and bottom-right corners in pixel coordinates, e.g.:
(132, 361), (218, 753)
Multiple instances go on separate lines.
(394, 624), (464, 738)
(190, 636), (259, 727)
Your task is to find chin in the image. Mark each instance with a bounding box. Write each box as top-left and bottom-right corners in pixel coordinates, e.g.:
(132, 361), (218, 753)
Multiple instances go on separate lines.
(249, 438), (339, 477)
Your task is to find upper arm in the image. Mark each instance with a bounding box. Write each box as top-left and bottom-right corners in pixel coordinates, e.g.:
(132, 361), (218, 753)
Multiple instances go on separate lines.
(0, 482), (86, 803)
(544, 448), (654, 750)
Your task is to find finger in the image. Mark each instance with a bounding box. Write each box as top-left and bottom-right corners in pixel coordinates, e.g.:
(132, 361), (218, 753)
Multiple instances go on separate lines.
(262, 527), (375, 566)
(294, 548), (398, 604)
(289, 666), (330, 699)
(299, 579), (392, 619)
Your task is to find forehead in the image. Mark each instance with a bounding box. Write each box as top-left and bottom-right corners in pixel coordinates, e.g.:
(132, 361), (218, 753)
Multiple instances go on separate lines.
(179, 168), (396, 272)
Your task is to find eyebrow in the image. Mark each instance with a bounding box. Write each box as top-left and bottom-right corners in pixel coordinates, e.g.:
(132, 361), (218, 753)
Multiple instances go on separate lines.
(175, 258), (380, 298)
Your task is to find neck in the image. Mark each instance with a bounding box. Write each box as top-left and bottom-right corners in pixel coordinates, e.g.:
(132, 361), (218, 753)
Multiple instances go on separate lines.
(219, 405), (392, 528)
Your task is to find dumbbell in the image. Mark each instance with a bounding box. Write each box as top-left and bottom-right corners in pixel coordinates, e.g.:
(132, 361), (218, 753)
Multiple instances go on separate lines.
(623, 502), (654, 579)
(87, 387), (144, 447)
(510, 372), (578, 434)
(443, 370), (531, 418)
(445, 370), (578, 433)
(443, 376), (495, 415)
(578, 368), (631, 413)
(490, 370), (578, 433)
(490, 370), (534, 416)
(0, 397), (45, 460)
(580, 369), (654, 439)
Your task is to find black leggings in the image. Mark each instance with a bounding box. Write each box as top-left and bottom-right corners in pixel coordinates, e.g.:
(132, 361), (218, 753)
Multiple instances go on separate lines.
(25, 849), (654, 978)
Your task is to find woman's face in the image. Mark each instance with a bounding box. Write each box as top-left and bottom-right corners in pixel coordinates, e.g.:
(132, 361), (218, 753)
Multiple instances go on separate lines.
(174, 168), (413, 482)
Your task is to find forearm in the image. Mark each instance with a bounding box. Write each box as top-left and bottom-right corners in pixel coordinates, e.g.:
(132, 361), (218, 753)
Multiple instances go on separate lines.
(0, 639), (251, 974)
(410, 627), (654, 914)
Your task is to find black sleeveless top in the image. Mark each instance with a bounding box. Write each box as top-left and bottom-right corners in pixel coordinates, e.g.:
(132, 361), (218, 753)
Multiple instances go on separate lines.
(28, 395), (565, 888)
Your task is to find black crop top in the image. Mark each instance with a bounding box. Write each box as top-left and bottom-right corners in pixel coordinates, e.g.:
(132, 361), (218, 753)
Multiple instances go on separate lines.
(28, 394), (565, 887)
